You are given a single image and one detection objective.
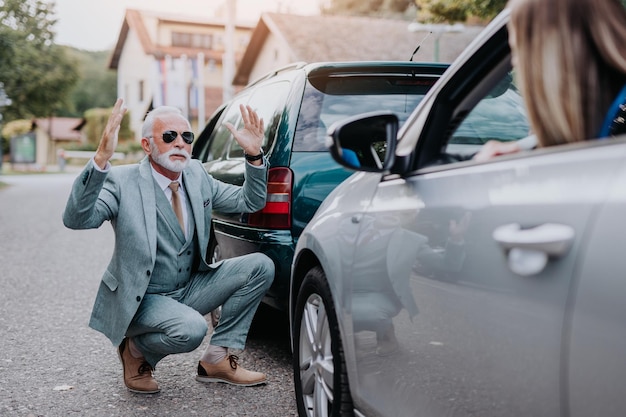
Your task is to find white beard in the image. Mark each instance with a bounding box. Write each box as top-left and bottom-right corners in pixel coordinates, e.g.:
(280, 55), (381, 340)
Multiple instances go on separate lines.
(149, 139), (190, 172)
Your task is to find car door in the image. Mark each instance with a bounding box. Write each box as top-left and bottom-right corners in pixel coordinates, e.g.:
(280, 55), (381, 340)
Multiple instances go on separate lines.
(350, 142), (622, 417)
(567, 155), (626, 417)
(343, 25), (621, 417)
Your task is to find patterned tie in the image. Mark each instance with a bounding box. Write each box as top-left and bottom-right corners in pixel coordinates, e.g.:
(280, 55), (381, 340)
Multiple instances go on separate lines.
(168, 181), (185, 233)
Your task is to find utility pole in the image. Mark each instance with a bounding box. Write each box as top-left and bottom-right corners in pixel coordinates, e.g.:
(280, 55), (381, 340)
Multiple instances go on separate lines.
(223, 0), (236, 102)
(0, 82), (12, 172)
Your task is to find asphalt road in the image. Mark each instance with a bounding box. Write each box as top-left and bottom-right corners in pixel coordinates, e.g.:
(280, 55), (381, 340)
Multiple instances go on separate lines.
(0, 172), (297, 417)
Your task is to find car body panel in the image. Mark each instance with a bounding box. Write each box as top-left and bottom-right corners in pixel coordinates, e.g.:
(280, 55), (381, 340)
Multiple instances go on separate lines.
(290, 151), (355, 236)
(568, 160), (626, 417)
(348, 143), (623, 416)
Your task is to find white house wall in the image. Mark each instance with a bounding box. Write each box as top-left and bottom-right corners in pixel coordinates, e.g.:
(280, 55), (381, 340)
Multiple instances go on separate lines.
(118, 29), (153, 140)
(114, 11), (253, 140)
(247, 32), (293, 85)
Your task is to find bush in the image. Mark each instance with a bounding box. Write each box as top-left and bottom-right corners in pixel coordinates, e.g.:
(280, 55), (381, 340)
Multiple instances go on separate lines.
(83, 107), (133, 145)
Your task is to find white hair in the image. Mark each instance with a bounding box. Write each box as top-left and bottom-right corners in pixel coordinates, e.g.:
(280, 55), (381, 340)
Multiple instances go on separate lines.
(141, 106), (188, 138)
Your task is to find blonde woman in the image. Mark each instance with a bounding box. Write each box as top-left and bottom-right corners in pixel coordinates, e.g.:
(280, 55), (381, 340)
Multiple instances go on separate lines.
(475, 0), (626, 160)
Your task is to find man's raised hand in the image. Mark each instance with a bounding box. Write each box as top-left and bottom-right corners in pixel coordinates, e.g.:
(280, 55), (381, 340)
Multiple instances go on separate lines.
(224, 104), (265, 161)
(95, 98), (127, 169)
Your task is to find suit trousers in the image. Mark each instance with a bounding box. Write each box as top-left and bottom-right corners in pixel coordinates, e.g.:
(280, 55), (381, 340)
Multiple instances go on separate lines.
(125, 252), (274, 368)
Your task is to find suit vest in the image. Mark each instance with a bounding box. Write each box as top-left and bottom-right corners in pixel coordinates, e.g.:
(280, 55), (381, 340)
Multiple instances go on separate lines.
(146, 180), (198, 294)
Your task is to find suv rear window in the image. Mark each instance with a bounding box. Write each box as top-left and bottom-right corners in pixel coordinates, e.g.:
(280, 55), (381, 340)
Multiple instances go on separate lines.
(293, 75), (438, 151)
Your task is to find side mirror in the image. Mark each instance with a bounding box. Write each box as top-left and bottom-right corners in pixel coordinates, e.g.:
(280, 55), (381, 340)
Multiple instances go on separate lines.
(326, 111), (399, 172)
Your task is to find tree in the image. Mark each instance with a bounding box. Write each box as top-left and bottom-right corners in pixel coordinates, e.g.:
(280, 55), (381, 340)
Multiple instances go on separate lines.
(0, 0), (79, 122)
(416, 0), (507, 22)
(323, 0), (415, 16)
(61, 48), (117, 118)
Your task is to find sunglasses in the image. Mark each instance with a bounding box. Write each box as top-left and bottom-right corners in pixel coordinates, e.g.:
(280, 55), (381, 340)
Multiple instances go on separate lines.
(161, 130), (195, 144)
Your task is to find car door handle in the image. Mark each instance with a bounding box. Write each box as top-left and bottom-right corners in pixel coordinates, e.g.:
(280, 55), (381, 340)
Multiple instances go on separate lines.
(493, 223), (575, 256)
(492, 223), (575, 276)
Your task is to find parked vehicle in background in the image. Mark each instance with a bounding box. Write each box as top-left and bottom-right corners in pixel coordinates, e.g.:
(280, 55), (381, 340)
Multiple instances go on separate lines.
(290, 8), (626, 417)
(192, 61), (448, 312)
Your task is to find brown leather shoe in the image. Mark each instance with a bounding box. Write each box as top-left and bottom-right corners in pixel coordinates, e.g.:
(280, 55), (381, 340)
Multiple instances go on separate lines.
(117, 338), (160, 394)
(196, 355), (267, 386)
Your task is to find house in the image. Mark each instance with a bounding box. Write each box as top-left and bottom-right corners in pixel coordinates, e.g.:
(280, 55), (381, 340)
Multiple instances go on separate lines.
(109, 9), (483, 139)
(108, 9), (254, 140)
(9, 117), (83, 171)
(234, 12), (485, 86)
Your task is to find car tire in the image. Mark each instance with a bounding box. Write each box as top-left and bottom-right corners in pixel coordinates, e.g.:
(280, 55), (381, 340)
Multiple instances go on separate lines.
(207, 228), (221, 327)
(208, 228), (221, 265)
(292, 266), (354, 417)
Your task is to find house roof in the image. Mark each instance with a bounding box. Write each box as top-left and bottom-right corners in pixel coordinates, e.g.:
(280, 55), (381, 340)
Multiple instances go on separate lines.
(34, 117), (83, 141)
(109, 9), (255, 69)
(234, 12), (485, 85)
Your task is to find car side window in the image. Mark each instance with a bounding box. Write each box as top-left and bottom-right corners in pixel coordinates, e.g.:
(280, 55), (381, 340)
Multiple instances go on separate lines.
(227, 80), (291, 158)
(204, 95), (249, 162)
(445, 70), (531, 158)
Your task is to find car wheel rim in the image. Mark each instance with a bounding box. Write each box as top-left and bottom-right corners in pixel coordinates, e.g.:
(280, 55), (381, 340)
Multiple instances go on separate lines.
(211, 244), (221, 264)
(299, 293), (334, 417)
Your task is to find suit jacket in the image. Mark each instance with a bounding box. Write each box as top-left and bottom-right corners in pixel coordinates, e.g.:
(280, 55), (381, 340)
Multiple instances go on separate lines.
(62, 157), (268, 346)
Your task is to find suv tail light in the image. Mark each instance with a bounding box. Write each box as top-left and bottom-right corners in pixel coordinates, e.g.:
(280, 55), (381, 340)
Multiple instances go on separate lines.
(248, 167), (292, 229)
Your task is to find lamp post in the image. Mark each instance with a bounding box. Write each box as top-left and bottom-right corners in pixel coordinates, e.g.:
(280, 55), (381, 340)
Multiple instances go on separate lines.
(0, 82), (12, 172)
(223, 0), (236, 102)
(407, 22), (465, 62)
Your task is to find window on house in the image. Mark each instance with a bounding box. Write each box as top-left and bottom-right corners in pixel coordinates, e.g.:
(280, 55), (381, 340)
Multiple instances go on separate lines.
(172, 32), (212, 49)
(192, 33), (212, 49)
(139, 80), (144, 102)
(172, 32), (191, 47)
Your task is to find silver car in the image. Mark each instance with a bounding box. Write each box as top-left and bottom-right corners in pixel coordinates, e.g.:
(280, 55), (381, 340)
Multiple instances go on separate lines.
(289, 8), (626, 417)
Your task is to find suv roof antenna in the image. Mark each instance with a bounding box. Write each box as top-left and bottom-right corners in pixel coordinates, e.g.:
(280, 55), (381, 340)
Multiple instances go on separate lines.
(409, 31), (432, 62)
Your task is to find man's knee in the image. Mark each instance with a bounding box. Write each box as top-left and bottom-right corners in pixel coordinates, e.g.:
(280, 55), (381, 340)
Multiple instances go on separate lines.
(173, 313), (208, 350)
(250, 253), (275, 287)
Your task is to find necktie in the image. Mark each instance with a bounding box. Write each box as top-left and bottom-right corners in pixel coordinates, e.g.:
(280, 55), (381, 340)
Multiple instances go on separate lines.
(168, 181), (185, 233)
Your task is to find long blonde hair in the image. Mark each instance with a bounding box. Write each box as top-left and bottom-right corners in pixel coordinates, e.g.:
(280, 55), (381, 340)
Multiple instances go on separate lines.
(507, 0), (626, 147)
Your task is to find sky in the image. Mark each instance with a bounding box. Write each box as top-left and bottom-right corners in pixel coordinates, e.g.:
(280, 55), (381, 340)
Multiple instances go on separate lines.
(48, 0), (323, 51)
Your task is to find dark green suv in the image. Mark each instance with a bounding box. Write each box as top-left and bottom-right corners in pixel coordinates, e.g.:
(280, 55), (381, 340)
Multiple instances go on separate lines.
(191, 61), (448, 311)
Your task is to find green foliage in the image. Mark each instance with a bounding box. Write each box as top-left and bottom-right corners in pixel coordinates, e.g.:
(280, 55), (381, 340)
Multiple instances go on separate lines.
(0, 0), (79, 121)
(466, 0), (507, 19)
(324, 0), (507, 22)
(61, 48), (117, 117)
(0, 0), (56, 46)
(323, 0), (415, 16)
(415, 0), (506, 22)
(428, 0), (470, 22)
(83, 107), (132, 145)
(2, 119), (32, 137)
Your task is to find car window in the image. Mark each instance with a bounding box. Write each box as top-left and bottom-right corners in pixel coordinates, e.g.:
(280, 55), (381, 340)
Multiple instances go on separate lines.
(200, 94), (249, 162)
(191, 105), (225, 162)
(445, 70), (531, 157)
(227, 80), (291, 158)
(293, 75), (438, 152)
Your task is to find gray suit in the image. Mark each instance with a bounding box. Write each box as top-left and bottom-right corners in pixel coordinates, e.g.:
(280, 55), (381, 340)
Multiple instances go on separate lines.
(63, 157), (270, 352)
